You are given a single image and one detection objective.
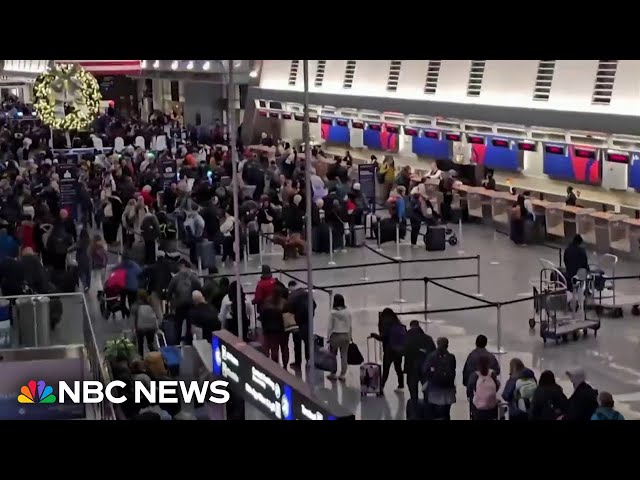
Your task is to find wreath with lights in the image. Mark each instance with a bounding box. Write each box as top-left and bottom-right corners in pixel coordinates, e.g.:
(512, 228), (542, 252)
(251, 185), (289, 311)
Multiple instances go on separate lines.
(33, 63), (102, 130)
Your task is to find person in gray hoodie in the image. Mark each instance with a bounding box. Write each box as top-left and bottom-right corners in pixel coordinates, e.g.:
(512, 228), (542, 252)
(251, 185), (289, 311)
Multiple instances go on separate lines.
(327, 294), (352, 381)
(167, 260), (202, 345)
(132, 291), (160, 357)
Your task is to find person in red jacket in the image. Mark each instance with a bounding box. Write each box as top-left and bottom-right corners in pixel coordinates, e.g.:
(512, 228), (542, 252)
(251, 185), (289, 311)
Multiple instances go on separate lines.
(253, 265), (277, 314)
(140, 185), (156, 209)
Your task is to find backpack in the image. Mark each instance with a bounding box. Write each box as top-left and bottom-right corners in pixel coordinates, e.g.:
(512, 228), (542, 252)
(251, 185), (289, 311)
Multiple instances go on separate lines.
(388, 323), (407, 354)
(429, 352), (455, 388)
(47, 227), (70, 256)
(515, 379), (537, 413)
(104, 268), (127, 293)
(473, 371), (498, 410)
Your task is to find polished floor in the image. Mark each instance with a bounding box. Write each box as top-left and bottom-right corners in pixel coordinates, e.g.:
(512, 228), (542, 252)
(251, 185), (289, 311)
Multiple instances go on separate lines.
(211, 223), (640, 420)
(85, 222), (640, 420)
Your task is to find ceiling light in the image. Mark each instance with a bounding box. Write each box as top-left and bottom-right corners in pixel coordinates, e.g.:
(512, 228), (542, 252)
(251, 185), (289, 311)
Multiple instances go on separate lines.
(202, 61), (210, 71)
(249, 70), (258, 78)
(186, 61), (194, 70)
(141, 60), (147, 68)
(152, 60), (159, 69)
(171, 61), (178, 70)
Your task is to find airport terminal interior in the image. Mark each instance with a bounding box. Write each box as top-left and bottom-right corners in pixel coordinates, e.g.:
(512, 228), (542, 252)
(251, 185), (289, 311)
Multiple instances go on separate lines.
(2, 59), (640, 420)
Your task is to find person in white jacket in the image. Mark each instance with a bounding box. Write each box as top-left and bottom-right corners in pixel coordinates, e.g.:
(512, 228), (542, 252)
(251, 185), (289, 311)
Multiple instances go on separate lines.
(327, 294), (353, 381)
(219, 210), (237, 262)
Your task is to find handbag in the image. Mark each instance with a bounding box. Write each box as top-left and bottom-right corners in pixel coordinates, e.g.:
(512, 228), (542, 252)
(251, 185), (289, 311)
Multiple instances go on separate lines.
(314, 347), (338, 373)
(283, 312), (298, 332)
(347, 342), (364, 366)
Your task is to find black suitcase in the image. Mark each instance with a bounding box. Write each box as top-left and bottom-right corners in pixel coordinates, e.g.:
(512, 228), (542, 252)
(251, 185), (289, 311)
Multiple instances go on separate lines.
(313, 224), (331, 253)
(376, 218), (396, 244)
(248, 231), (259, 255)
(406, 399), (428, 420)
(424, 226), (446, 251)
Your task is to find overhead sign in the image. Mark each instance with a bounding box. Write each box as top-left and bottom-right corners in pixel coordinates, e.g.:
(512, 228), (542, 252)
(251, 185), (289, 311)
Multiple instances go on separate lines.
(212, 331), (354, 421)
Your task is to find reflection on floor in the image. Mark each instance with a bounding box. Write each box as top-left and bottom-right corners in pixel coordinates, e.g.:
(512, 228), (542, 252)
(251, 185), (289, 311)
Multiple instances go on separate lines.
(212, 222), (640, 420)
(86, 223), (640, 420)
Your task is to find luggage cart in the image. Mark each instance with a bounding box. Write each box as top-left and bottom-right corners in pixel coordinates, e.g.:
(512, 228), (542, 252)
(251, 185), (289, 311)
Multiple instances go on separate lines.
(585, 254), (640, 318)
(530, 260), (600, 344)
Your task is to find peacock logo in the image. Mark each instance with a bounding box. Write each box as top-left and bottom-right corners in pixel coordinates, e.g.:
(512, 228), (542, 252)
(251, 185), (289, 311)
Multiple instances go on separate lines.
(17, 380), (57, 404)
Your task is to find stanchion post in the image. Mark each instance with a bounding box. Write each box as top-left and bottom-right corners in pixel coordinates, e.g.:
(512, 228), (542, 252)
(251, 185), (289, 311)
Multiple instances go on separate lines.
(494, 303), (507, 354)
(394, 223), (401, 260)
(376, 221), (383, 252)
(394, 260), (406, 303)
(328, 226), (336, 266)
(457, 218), (465, 254)
(242, 242), (251, 287)
(258, 233), (263, 267)
(360, 264), (369, 281)
(423, 277), (430, 326)
(476, 255), (481, 295)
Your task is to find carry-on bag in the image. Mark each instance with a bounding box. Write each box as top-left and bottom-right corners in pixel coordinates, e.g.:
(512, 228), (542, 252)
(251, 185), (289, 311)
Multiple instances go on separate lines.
(157, 330), (181, 376)
(360, 336), (383, 397)
(424, 225), (446, 251)
(347, 342), (364, 365)
(350, 225), (366, 247)
(314, 345), (338, 373)
(365, 213), (378, 239)
(161, 313), (181, 346)
(196, 239), (216, 270)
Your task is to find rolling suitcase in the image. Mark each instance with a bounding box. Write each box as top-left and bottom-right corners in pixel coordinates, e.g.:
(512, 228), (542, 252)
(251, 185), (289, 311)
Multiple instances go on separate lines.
(350, 225), (366, 247)
(248, 230), (260, 255)
(196, 240), (216, 269)
(424, 226), (446, 251)
(376, 218), (396, 244)
(360, 336), (383, 397)
(157, 330), (181, 376)
(365, 213), (378, 239)
(313, 224), (331, 253)
(161, 313), (181, 346)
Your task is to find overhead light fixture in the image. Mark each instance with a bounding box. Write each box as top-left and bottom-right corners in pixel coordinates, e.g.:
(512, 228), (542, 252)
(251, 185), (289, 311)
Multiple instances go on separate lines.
(186, 61), (194, 70)
(141, 60), (147, 68)
(202, 61), (210, 71)
(249, 70), (258, 78)
(171, 61), (178, 70)
(152, 60), (160, 69)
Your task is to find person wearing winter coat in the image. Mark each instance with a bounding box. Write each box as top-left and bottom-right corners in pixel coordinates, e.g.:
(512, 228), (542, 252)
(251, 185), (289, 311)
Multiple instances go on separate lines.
(502, 358), (535, 420)
(132, 290), (159, 357)
(189, 290), (221, 343)
(167, 260), (202, 345)
(253, 265), (277, 314)
(371, 308), (405, 392)
(565, 367), (598, 421)
(466, 354), (501, 420)
(530, 370), (568, 420)
(183, 207), (205, 266)
(326, 294), (353, 381)
(259, 287), (289, 367)
(591, 391), (624, 420)
(114, 255), (143, 317)
(140, 212), (160, 265)
(423, 337), (456, 420)
(404, 320), (436, 412)
(462, 334), (501, 387)
(18, 247), (48, 294)
(89, 235), (108, 295)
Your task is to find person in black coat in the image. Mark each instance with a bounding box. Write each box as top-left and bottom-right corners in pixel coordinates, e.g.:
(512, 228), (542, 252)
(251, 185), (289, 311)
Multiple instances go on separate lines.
(189, 291), (220, 343)
(563, 234), (589, 292)
(285, 281), (316, 368)
(565, 367), (598, 421)
(404, 320), (436, 412)
(530, 370), (568, 420)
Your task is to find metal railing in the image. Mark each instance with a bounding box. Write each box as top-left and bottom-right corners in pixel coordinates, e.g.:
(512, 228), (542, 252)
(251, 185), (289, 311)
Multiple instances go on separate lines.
(0, 291), (115, 420)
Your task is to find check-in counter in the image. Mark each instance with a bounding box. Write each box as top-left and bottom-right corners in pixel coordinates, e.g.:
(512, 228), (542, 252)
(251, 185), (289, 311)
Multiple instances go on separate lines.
(545, 204), (594, 240)
(587, 211), (628, 253)
(608, 215), (633, 253)
(620, 218), (640, 259)
(490, 190), (517, 228)
(457, 185), (489, 220)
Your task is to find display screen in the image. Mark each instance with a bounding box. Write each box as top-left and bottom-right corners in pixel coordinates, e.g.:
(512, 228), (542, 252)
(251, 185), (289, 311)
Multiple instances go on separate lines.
(268, 112), (279, 119)
(336, 119), (348, 127)
(403, 127), (419, 137)
(258, 100), (267, 108)
(385, 124), (400, 134)
(517, 141), (537, 151)
(424, 130), (440, 139)
(607, 152), (629, 163)
(367, 123), (381, 131)
(212, 335), (353, 421)
(575, 148), (596, 159)
(467, 134), (485, 145)
(351, 121), (364, 129)
(294, 113), (304, 122)
(321, 117), (333, 125)
(257, 110), (268, 117)
(445, 132), (461, 142)
(281, 113), (292, 120)
(309, 116), (319, 124)
(545, 145), (566, 155)
(491, 138), (509, 148)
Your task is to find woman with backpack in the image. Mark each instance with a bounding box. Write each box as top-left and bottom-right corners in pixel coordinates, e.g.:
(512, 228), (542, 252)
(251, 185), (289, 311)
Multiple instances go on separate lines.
(132, 290), (160, 357)
(530, 370), (568, 420)
(371, 308), (405, 392)
(466, 354), (501, 420)
(424, 337), (457, 420)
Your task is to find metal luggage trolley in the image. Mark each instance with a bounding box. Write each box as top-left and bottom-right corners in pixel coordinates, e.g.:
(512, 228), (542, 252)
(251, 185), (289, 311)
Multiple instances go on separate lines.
(585, 254), (640, 318)
(529, 259), (601, 345)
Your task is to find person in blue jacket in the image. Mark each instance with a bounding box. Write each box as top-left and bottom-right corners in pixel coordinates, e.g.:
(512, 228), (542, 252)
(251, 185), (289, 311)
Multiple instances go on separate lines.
(115, 254), (142, 318)
(591, 391), (624, 420)
(0, 226), (19, 261)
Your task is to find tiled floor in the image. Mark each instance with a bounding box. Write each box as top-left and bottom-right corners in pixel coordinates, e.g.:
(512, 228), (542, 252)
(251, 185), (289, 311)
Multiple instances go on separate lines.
(211, 222), (640, 420)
